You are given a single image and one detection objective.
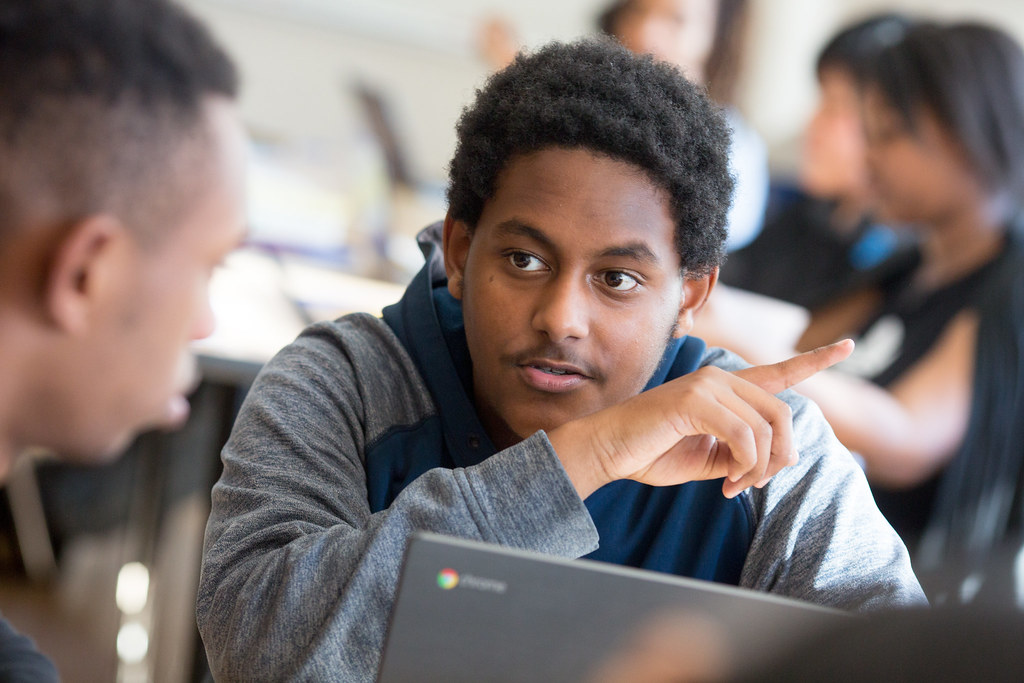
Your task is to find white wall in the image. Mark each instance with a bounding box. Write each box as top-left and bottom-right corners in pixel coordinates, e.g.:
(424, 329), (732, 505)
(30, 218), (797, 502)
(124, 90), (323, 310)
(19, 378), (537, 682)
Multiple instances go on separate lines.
(178, 0), (606, 186)
(181, 0), (1024, 184)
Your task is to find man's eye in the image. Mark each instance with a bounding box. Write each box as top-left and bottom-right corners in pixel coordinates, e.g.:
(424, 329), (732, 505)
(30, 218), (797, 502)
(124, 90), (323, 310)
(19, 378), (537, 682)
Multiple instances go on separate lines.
(508, 251), (545, 271)
(602, 271), (639, 291)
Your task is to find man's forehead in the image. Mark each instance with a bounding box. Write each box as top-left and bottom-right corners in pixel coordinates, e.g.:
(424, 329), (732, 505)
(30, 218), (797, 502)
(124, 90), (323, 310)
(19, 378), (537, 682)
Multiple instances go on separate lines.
(478, 147), (678, 262)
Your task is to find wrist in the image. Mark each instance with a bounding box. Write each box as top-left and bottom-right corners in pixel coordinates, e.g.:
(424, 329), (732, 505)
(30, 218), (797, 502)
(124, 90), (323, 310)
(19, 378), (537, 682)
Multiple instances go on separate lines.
(547, 416), (616, 499)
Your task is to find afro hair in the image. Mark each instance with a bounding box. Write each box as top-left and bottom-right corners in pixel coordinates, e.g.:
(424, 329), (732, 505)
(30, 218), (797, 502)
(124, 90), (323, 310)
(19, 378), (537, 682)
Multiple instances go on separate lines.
(447, 38), (734, 276)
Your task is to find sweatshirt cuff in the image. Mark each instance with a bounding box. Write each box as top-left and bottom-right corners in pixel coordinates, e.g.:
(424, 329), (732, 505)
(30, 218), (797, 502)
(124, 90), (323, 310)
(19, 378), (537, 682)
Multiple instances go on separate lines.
(462, 430), (599, 559)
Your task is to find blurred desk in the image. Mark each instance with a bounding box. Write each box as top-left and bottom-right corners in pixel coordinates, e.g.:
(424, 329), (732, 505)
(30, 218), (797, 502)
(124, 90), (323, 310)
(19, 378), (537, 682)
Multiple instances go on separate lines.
(193, 246), (407, 384)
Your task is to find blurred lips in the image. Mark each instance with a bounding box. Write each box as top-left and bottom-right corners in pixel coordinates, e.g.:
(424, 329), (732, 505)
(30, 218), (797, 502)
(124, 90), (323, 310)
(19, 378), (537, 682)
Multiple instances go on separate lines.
(161, 394), (192, 429)
(175, 353), (201, 396)
(159, 353), (201, 429)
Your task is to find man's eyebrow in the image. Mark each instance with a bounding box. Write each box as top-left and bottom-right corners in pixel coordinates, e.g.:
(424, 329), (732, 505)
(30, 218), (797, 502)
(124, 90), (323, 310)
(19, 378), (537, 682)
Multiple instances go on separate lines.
(494, 219), (661, 265)
(494, 219), (554, 248)
(598, 242), (660, 265)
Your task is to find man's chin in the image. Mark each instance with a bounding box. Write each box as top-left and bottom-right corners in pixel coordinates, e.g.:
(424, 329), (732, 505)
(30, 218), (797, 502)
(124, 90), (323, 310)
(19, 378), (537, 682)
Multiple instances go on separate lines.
(53, 435), (136, 467)
(77, 403), (190, 465)
(506, 413), (578, 444)
(487, 395), (600, 449)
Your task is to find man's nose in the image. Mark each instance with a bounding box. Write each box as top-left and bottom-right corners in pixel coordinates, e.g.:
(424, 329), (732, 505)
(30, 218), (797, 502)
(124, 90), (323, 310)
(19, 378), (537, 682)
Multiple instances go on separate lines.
(531, 275), (590, 342)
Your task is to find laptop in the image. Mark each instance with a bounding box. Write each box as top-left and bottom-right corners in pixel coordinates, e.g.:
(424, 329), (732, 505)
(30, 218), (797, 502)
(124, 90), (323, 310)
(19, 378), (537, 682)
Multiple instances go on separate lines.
(376, 532), (852, 683)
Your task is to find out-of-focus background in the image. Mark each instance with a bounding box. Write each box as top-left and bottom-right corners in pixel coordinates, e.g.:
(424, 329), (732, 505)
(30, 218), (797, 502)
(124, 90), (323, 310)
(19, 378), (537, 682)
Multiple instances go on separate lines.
(181, 0), (1024, 190)
(1, 2), (1023, 682)
(175, 0), (1024, 287)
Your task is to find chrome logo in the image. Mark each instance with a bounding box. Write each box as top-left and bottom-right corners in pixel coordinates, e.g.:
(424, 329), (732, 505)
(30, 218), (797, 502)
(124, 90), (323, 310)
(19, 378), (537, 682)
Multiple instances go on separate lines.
(437, 568), (460, 590)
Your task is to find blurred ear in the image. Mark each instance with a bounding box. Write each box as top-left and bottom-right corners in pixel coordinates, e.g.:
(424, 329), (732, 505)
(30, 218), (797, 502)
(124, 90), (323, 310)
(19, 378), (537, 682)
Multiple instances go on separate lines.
(673, 267), (718, 338)
(442, 212), (472, 300)
(44, 215), (129, 334)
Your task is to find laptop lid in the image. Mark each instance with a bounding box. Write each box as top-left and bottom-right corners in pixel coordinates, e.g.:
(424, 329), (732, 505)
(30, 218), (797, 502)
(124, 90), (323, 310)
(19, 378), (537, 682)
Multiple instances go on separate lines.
(377, 532), (852, 683)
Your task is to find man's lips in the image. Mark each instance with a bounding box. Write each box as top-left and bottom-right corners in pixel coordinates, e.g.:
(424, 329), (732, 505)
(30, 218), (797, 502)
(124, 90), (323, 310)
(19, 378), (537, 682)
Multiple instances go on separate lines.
(521, 359), (590, 377)
(516, 358), (594, 393)
(158, 354), (202, 430)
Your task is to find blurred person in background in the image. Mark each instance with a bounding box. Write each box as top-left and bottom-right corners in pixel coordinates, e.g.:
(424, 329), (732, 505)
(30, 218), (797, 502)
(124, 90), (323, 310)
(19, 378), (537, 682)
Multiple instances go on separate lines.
(479, 0), (769, 251)
(696, 20), (1024, 604)
(600, 0), (768, 251)
(721, 13), (917, 310)
(0, 0), (245, 677)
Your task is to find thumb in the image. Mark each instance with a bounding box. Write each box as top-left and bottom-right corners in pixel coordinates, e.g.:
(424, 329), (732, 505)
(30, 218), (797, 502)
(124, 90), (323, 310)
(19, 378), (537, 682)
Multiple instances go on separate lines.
(735, 339), (854, 395)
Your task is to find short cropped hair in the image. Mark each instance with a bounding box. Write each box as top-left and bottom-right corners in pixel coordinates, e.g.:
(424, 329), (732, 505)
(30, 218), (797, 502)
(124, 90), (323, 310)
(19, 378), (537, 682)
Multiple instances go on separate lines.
(863, 22), (1024, 206)
(0, 0), (238, 243)
(447, 39), (733, 277)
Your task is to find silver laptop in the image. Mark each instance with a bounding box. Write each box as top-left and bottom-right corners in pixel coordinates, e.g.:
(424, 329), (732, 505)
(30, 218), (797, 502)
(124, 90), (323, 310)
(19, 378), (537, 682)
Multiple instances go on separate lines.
(376, 532), (852, 683)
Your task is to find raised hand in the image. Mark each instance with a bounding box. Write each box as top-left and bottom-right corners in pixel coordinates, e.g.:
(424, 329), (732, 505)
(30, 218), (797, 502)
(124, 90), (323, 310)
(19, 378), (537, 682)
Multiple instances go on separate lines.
(549, 340), (854, 499)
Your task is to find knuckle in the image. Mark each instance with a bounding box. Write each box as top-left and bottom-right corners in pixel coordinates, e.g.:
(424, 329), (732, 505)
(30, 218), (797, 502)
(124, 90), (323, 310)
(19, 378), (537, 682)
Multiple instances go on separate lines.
(691, 366), (723, 386)
(682, 367), (723, 399)
(752, 419), (773, 443)
(767, 397), (793, 424)
(725, 423), (754, 450)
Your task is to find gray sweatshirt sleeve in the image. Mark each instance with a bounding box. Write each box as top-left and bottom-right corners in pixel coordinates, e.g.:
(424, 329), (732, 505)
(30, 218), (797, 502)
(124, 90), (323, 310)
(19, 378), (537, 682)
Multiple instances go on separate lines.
(697, 349), (928, 609)
(197, 317), (598, 682)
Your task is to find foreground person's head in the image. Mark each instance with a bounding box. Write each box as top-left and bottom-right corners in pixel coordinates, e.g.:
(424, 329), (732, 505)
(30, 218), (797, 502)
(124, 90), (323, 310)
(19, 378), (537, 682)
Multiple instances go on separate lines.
(0, 0), (247, 469)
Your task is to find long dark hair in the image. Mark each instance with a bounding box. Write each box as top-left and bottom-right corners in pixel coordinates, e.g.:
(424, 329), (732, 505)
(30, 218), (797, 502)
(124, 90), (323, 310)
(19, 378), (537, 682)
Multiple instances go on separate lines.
(863, 21), (1024, 206)
(597, 0), (750, 105)
(815, 12), (912, 82)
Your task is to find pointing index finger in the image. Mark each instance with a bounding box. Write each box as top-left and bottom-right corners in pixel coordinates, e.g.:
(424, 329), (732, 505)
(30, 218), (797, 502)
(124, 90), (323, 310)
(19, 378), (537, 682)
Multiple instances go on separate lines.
(735, 339), (854, 395)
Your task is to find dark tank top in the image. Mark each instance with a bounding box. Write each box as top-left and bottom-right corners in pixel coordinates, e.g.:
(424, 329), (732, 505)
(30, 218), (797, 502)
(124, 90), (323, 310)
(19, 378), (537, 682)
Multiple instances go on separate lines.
(845, 245), (1011, 547)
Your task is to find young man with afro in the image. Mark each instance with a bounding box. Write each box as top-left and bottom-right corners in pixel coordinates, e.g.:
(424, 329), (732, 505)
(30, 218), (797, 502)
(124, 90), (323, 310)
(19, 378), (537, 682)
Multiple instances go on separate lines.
(198, 40), (924, 681)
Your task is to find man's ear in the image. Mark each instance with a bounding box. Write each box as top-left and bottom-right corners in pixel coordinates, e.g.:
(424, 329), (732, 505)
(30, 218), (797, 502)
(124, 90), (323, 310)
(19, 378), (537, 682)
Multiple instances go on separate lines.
(442, 212), (472, 300)
(44, 215), (128, 334)
(673, 266), (719, 338)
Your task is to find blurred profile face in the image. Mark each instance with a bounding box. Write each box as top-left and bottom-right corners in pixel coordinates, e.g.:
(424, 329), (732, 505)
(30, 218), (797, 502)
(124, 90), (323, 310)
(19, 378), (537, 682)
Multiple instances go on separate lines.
(612, 0), (719, 84)
(445, 147), (713, 449)
(58, 98), (247, 460)
(799, 67), (871, 202)
(862, 88), (980, 227)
